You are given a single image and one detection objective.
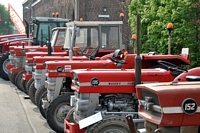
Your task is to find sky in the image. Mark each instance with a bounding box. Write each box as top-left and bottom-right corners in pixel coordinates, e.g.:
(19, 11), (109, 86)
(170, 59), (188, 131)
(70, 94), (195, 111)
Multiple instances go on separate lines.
(0, 0), (24, 19)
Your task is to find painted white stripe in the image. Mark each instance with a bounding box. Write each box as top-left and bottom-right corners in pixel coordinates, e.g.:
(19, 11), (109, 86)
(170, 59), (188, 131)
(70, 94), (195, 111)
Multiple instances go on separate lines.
(162, 107), (200, 114)
(79, 82), (135, 86)
(78, 81), (160, 87)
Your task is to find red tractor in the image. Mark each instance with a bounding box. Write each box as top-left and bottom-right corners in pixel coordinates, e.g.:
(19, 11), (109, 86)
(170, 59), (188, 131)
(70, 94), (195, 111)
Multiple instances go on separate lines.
(0, 38), (33, 80)
(37, 52), (189, 133)
(0, 34), (27, 44)
(0, 17), (70, 80)
(17, 20), (125, 98)
(62, 60), (188, 133)
(136, 81), (200, 133)
(8, 27), (68, 90)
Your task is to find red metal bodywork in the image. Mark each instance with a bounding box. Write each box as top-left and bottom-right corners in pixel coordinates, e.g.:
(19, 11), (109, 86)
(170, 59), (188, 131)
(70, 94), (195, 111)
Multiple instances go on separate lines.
(139, 53), (190, 68)
(10, 45), (65, 74)
(0, 34), (27, 42)
(0, 38), (32, 54)
(173, 67), (200, 82)
(22, 54), (88, 81)
(45, 52), (190, 78)
(45, 54), (129, 78)
(64, 68), (175, 133)
(136, 82), (200, 126)
(70, 69), (174, 93)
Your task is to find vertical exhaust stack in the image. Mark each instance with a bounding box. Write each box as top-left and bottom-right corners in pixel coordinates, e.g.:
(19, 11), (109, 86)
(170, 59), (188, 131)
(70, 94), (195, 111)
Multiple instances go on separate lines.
(40, 29), (44, 47)
(47, 26), (52, 56)
(23, 18), (29, 38)
(135, 14), (141, 85)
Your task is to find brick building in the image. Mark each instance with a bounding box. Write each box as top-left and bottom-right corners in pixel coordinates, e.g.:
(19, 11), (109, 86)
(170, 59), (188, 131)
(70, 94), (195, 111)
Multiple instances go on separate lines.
(22, 0), (133, 53)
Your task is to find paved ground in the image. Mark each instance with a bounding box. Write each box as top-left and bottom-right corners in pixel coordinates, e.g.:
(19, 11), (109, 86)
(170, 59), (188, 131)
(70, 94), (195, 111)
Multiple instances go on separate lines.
(0, 78), (55, 133)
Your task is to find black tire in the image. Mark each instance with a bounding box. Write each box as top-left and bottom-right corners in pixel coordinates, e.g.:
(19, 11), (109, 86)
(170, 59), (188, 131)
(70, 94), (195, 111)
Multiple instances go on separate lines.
(46, 93), (72, 133)
(39, 91), (47, 119)
(21, 78), (28, 95)
(8, 70), (12, 82)
(0, 52), (10, 81)
(29, 81), (37, 105)
(35, 85), (46, 107)
(86, 115), (130, 133)
(15, 70), (26, 92)
(11, 73), (18, 85)
(26, 78), (34, 95)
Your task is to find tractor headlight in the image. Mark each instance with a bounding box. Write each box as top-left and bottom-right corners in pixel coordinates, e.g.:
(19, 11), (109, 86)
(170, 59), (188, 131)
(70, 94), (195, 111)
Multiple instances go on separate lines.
(73, 73), (80, 87)
(57, 66), (63, 72)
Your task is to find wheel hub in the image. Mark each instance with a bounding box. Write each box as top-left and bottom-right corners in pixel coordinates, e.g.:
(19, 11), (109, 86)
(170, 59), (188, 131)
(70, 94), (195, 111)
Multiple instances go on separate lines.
(56, 104), (71, 123)
(3, 59), (10, 74)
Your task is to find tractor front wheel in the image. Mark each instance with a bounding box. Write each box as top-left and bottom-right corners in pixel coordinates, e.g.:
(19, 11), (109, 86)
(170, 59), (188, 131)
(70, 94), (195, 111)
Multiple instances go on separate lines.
(86, 115), (130, 133)
(46, 93), (72, 133)
(15, 70), (26, 92)
(21, 78), (28, 95)
(0, 52), (10, 81)
(26, 78), (34, 95)
(11, 73), (18, 85)
(39, 91), (47, 119)
(29, 81), (37, 105)
(35, 85), (46, 107)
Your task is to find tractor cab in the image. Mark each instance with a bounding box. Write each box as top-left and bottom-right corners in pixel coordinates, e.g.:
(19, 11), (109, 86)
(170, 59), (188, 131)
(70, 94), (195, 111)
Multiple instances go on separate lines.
(29, 17), (70, 46)
(63, 21), (125, 59)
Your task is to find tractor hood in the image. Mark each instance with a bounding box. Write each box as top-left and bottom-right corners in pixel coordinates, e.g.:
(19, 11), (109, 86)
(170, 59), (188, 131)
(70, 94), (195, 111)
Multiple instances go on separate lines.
(33, 55), (90, 70)
(0, 34), (27, 42)
(70, 68), (174, 93)
(14, 46), (48, 56)
(136, 81), (200, 126)
(141, 54), (190, 66)
(26, 51), (69, 63)
(173, 67), (200, 82)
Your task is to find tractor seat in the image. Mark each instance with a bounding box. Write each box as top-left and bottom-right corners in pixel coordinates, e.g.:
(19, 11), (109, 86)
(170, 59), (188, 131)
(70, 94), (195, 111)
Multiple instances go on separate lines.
(186, 76), (200, 81)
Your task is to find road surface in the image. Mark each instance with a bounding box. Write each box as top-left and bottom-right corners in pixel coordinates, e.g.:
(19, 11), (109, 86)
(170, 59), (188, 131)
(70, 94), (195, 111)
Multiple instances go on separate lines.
(0, 78), (55, 133)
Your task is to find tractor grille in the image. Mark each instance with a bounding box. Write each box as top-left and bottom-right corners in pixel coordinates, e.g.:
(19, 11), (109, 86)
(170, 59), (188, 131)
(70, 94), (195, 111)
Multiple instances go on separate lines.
(34, 69), (46, 89)
(139, 89), (162, 117)
(14, 56), (26, 68)
(73, 91), (90, 122)
(25, 64), (34, 74)
(45, 77), (56, 91)
(9, 54), (15, 64)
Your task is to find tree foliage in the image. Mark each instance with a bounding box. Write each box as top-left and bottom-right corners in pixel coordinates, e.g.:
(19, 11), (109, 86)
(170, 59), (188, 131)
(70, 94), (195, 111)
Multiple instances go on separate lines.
(129, 0), (200, 68)
(0, 4), (14, 35)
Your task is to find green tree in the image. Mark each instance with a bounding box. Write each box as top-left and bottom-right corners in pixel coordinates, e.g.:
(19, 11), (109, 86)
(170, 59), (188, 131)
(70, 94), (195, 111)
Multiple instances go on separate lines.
(0, 4), (14, 35)
(129, 0), (200, 68)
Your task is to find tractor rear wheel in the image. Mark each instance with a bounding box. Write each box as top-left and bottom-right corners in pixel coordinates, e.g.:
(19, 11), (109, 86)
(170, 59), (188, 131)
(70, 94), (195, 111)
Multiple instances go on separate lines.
(46, 93), (72, 133)
(39, 91), (47, 119)
(0, 52), (10, 81)
(86, 115), (130, 133)
(29, 81), (37, 105)
(35, 85), (46, 107)
(26, 78), (34, 95)
(15, 70), (26, 92)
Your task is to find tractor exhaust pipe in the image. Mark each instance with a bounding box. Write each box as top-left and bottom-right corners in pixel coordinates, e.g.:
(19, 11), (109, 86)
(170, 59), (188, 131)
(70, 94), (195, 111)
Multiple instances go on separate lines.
(40, 29), (44, 47)
(23, 18), (29, 38)
(135, 14), (141, 85)
(47, 26), (52, 56)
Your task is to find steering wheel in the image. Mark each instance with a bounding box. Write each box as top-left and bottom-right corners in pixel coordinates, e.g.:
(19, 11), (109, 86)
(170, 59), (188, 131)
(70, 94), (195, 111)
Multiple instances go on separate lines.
(158, 60), (187, 72)
(83, 53), (95, 60)
(108, 56), (127, 64)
